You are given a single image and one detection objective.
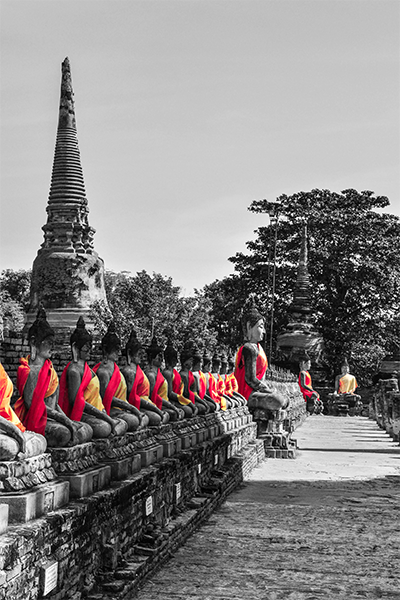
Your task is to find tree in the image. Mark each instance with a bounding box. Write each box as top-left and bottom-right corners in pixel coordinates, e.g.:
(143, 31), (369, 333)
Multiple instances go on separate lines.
(227, 189), (400, 384)
(0, 269), (31, 336)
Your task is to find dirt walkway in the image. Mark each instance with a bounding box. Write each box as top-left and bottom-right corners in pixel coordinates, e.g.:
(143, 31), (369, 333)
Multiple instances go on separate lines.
(133, 416), (400, 600)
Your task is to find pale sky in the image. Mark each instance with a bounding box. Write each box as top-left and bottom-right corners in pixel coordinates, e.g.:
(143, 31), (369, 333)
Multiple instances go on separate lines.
(1, 0), (399, 295)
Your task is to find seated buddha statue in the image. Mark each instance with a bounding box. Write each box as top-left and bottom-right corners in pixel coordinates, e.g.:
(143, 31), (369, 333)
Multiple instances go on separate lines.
(191, 347), (218, 411)
(0, 362), (47, 460)
(179, 344), (215, 415)
(334, 359), (360, 396)
(202, 351), (224, 410)
(162, 339), (198, 418)
(121, 329), (168, 426)
(212, 351), (235, 409)
(145, 337), (184, 422)
(14, 307), (92, 447)
(298, 354), (323, 415)
(220, 351), (246, 407)
(94, 322), (147, 431)
(58, 317), (128, 438)
(234, 304), (288, 412)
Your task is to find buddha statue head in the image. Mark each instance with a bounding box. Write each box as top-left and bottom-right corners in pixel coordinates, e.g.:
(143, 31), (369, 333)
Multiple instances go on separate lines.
(146, 336), (164, 368)
(202, 349), (212, 372)
(220, 350), (228, 375)
(125, 329), (142, 366)
(241, 300), (265, 343)
(180, 342), (194, 371)
(70, 317), (93, 363)
(101, 321), (121, 362)
(28, 306), (55, 362)
(299, 352), (311, 372)
(340, 357), (350, 376)
(227, 350), (235, 373)
(164, 338), (178, 368)
(212, 351), (221, 373)
(192, 346), (202, 371)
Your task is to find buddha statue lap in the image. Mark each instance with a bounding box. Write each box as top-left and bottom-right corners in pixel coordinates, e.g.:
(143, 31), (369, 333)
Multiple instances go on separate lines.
(298, 354), (323, 415)
(121, 329), (168, 427)
(234, 305), (288, 413)
(162, 340), (198, 418)
(13, 308), (92, 447)
(94, 322), (147, 431)
(145, 337), (184, 422)
(58, 317), (127, 438)
(0, 362), (47, 461)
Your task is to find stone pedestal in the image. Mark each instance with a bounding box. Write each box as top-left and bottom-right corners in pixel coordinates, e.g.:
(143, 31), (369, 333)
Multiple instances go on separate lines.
(0, 503), (9, 534)
(0, 480), (69, 523)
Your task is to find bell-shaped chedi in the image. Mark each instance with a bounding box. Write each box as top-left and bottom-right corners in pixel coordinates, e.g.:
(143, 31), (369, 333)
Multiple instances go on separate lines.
(276, 223), (324, 365)
(26, 58), (108, 328)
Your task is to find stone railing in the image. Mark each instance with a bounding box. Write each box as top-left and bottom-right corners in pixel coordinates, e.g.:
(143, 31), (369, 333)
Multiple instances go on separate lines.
(369, 378), (400, 444)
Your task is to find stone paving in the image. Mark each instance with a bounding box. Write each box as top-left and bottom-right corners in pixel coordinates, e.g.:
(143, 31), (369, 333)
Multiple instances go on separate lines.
(133, 416), (400, 600)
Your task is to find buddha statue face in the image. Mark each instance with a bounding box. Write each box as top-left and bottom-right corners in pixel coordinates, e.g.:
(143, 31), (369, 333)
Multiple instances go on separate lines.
(300, 360), (311, 371)
(105, 344), (120, 363)
(73, 341), (92, 363)
(30, 334), (54, 361)
(152, 351), (163, 369)
(341, 364), (349, 375)
(246, 318), (265, 343)
(183, 356), (193, 370)
(130, 348), (142, 366)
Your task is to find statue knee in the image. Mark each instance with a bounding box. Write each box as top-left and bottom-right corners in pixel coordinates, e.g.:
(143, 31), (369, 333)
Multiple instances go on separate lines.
(24, 432), (47, 456)
(0, 434), (19, 460)
(145, 411), (162, 426)
(117, 412), (140, 432)
(75, 422), (93, 443)
(45, 422), (72, 447)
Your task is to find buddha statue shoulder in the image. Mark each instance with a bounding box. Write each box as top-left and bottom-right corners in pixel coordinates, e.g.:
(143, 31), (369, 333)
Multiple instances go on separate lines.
(14, 307), (92, 447)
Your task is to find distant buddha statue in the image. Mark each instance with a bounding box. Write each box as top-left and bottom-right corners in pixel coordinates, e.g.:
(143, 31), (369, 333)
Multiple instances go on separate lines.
(202, 350), (223, 410)
(93, 322), (147, 431)
(58, 317), (128, 438)
(212, 351), (234, 409)
(298, 354), (323, 414)
(179, 344), (215, 415)
(334, 359), (359, 396)
(121, 329), (167, 426)
(14, 307), (92, 447)
(220, 351), (246, 407)
(145, 336), (184, 422)
(234, 304), (288, 412)
(162, 339), (198, 418)
(191, 347), (218, 412)
(0, 362), (46, 460)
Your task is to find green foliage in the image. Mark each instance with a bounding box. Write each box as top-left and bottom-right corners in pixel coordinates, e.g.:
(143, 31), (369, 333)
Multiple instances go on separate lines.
(226, 188), (400, 383)
(0, 269), (31, 336)
(90, 270), (218, 353)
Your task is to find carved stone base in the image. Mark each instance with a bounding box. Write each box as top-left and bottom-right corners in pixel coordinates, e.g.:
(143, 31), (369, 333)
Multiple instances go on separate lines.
(0, 453), (57, 492)
(0, 480), (69, 523)
(59, 465), (111, 498)
(49, 442), (98, 474)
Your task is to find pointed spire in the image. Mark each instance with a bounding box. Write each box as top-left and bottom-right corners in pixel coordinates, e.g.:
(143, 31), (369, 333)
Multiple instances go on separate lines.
(290, 223), (312, 317)
(41, 57), (94, 254)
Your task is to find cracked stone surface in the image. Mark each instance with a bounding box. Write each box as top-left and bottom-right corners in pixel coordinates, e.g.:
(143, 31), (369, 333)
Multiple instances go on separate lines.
(133, 416), (400, 600)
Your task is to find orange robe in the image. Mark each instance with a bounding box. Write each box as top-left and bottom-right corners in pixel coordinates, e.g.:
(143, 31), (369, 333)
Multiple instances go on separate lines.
(58, 362), (105, 421)
(128, 365), (150, 410)
(93, 362), (127, 415)
(338, 373), (358, 394)
(150, 368), (166, 410)
(234, 344), (268, 401)
(172, 369), (192, 406)
(0, 362), (25, 432)
(197, 371), (207, 399)
(298, 371), (316, 402)
(14, 356), (58, 436)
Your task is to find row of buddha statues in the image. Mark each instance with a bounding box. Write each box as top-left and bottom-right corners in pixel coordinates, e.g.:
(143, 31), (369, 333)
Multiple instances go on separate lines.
(0, 304), (289, 461)
(1, 303), (362, 462)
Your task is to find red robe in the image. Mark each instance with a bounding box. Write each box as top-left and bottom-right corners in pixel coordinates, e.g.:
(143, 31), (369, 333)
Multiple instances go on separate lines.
(128, 365), (148, 410)
(58, 362), (92, 421)
(198, 371), (207, 399)
(14, 357), (58, 436)
(298, 371), (315, 402)
(92, 362), (121, 415)
(234, 344), (268, 401)
(150, 368), (165, 410)
(0, 362), (25, 432)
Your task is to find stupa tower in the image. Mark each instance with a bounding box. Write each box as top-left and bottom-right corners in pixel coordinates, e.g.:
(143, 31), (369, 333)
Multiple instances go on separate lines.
(276, 223), (323, 366)
(26, 57), (108, 328)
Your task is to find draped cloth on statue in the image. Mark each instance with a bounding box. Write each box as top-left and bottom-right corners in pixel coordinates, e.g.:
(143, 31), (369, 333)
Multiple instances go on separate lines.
(172, 369), (192, 406)
(339, 373), (358, 394)
(59, 362), (104, 421)
(0, 362), (25, 432)
(93, 362), (127, 415)
(150, 368), (166, 410)
(208, 373), (227, 411)
(198, 371), (207, 399)
(234, 344), (268, 401)
(128, 365), (150, 410)
(14, 357), (58, 435)
(298, 371), (314, 402)
(224, 373), (233, 397)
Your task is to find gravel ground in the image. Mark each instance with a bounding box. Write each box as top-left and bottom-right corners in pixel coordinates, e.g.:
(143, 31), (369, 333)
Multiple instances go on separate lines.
(133, 416), (400, 600)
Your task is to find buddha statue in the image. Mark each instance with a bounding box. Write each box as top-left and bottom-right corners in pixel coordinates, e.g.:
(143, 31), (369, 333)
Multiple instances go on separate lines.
(162, 339), (198, 418)
(334, 359), (359, 396)
(212, 351), (234, 409)
(179, 344), (215, 415)
(58, 317), (128, 438)
(220, 351), (246, 407)
(93, 322), (147, 431)
(145, 337), (184, 422)
(298, 354), (323, 415)
(234, 304), (288, 412)
(331, 358), (362, 415)
(191, 347), (218, 411)
(202, 350), (223, 410)
(14, 307), (92, 447)
(121, 329), (167, 426)
(0, 362), (47, 460)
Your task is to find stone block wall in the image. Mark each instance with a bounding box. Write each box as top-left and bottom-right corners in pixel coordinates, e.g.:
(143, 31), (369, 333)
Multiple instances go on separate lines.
(369, 378), (400, 443)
